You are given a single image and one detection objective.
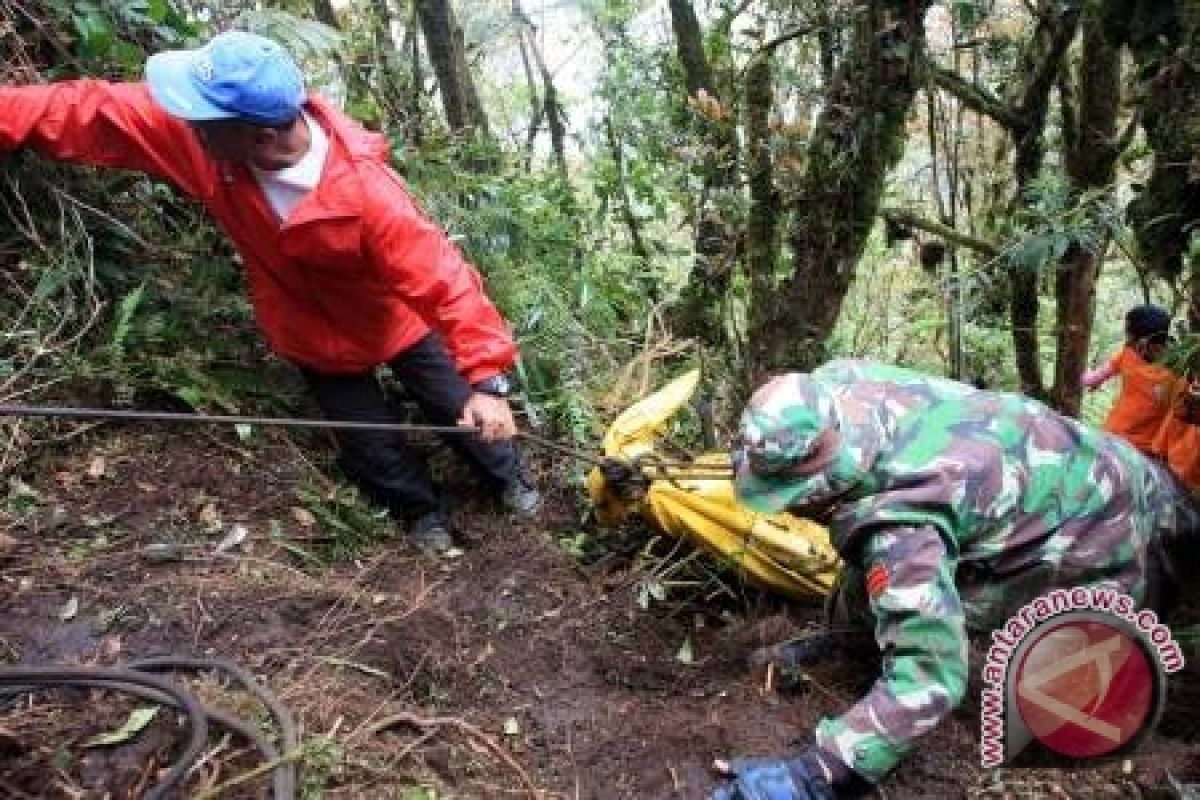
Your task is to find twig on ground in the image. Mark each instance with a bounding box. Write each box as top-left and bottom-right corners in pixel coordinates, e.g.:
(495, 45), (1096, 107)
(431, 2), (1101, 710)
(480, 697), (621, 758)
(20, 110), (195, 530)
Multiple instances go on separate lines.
(344, 690), (402, 746)
(368, 711), (543, 799)
(315, 656), (391, 682)
(191, 748), (304, 800)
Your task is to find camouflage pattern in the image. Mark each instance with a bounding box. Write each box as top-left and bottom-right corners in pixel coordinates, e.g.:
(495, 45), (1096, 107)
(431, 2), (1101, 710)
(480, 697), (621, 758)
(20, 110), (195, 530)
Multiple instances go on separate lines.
(733, 359), (1199, 783)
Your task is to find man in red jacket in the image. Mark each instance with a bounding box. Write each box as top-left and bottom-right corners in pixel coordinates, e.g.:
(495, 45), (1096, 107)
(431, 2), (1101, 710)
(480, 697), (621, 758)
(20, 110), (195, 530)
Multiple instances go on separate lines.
(0, 31), (540, 553)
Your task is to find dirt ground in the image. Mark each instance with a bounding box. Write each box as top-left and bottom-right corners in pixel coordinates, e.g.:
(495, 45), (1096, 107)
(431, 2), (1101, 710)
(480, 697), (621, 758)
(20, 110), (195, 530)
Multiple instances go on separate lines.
(1, 425), (1198, 798)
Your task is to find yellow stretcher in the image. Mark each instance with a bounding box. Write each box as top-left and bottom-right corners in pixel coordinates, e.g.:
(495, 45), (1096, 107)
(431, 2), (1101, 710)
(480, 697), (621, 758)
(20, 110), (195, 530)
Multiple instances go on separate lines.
(586, 370), (840, 598)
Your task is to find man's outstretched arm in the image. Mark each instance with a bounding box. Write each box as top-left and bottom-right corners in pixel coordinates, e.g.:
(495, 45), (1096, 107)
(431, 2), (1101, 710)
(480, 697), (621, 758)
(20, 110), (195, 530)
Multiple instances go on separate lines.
(816, 524), (968, 784)
(0, 81), (206, 194)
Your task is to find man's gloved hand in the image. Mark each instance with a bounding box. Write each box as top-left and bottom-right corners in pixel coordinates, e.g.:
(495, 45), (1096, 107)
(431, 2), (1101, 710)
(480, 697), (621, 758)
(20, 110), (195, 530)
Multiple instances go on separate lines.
(709, 750), (837, 800)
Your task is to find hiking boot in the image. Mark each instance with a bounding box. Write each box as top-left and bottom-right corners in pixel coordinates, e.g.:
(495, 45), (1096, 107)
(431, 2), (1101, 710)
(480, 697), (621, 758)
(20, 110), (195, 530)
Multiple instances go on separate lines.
(409, 511), (455, 555)
(501, 476), (542, 516)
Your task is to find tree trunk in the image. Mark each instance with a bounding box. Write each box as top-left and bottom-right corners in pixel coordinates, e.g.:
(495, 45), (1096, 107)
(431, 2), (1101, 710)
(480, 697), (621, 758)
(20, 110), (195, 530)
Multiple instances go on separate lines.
(668, 0), (713, 94)
(749, 0), (933, 376)
(313, 0), (338, 28)
(405, 0), (425, 145)
(455, 23), (489, 136)
(930, 0), (1082, 400)
(604, 117), (651, 266)
(415, 0), (489, 138)
(1008, 2), (1082, 401)
(513, 4), (569, 180)
(515, 19), (542, 168)
(1052, 0), (1126, 416)
(667, 0), (739, 351)
(365, 0), (405, 137)
(744, 51), (779, 387)
(1126, 0), (1200, 283)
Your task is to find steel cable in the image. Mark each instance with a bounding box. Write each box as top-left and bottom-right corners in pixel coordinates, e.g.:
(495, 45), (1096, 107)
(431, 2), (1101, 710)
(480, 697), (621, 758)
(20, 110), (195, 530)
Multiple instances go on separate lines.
(0, 404), (736, 479)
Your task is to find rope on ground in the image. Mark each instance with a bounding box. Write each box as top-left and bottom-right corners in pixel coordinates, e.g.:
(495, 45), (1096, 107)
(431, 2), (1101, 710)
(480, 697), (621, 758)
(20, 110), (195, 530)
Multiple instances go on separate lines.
(367, 710), (543, 799)
(0, 657), (298, 800)
(0, 666), (208, 800)
(131, 656), (299, 799)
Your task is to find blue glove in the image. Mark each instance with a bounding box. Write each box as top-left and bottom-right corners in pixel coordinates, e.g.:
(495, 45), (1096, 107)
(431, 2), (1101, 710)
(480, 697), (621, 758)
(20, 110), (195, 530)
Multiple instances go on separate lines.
(709, 751), (837, 800)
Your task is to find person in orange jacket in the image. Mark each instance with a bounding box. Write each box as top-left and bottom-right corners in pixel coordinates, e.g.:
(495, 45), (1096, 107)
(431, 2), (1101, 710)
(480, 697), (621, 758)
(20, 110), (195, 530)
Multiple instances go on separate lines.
(0, 31), (539, 553)
(1152, 372), (1200, 493)
(1082, 304), (1177, 455)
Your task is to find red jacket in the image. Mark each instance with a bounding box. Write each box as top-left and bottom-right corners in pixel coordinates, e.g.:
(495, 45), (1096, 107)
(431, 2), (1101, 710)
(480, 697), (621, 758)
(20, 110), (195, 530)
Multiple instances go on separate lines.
(0, 80), (516, 381)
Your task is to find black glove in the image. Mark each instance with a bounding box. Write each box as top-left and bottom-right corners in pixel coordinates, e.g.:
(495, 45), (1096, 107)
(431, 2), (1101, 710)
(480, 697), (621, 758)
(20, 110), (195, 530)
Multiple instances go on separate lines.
(708, 749), (837, 800)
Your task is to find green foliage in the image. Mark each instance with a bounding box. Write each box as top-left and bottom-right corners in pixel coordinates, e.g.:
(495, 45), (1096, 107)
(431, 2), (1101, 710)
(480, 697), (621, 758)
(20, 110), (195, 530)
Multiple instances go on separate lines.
(294, 480), (391, 560)
(107, 284), (145, 362)
(1163, 334), (1200, 378)
(46, 0), (191, 73)
(394, 131), (668, 443)
(1001, 176), (1120, 274)
(0, 0), (290, 469)
(297, 733), (347, 800)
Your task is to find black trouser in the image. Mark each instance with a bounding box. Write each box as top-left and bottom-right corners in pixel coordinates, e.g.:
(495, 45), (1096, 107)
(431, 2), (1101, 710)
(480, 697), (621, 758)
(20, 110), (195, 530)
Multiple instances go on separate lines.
(301, 332), (520, 521)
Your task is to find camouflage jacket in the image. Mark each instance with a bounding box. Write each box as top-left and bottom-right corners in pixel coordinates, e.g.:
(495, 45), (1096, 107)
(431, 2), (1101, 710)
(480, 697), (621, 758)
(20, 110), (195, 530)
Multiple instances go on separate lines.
(734, 359), (1194, 783)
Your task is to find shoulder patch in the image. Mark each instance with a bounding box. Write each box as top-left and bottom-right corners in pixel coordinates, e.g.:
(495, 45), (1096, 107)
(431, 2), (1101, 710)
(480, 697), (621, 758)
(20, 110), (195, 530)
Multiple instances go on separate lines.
(866, 563), (890, 599)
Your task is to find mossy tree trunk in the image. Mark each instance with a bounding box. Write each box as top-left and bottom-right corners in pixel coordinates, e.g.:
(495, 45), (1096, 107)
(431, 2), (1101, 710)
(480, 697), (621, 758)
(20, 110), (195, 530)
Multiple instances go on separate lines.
(1051, 0), (1128, 416)
(1126, 0), (1200, 289)
(415, 0), (490, 139)
(666, 0), (740, 351)
(930, 0), (1081, 401)
(748, 0), (933, 377)
(744, 50), (779, 390)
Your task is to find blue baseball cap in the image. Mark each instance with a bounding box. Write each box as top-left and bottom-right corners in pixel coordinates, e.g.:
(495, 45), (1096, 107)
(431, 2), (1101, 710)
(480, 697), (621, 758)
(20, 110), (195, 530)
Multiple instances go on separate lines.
(145, 31), (304, 126)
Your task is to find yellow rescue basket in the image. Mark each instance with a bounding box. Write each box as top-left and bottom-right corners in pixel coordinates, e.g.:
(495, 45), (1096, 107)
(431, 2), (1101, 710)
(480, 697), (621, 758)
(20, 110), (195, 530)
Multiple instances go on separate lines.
(587, 370), (840, 598)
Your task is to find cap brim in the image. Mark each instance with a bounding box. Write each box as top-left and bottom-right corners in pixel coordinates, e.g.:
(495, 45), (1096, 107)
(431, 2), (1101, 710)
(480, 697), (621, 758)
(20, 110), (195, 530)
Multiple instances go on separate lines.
(145, 50), (235, 122)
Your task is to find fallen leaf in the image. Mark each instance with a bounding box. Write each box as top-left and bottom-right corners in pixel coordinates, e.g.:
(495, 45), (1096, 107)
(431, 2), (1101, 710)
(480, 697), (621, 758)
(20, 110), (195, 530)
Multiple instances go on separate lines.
(215, 524), (249, 554)
(98, 636), (123, 662)
(8, 478), (38, 498)
(84, 707), (159, 748)
(141, 543), (185, 563)
(59, 595), (79, 622)
(0, 533), (16, 553)
(86, 456), (106, 479)
(291, 507), (316, 528)
(676, 637), (695, 665)
(199, 503), (220, 528)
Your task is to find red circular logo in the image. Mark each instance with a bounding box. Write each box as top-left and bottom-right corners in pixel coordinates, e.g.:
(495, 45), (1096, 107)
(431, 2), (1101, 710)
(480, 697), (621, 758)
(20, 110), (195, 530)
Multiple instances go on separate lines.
(1014, 618), (1156, 758)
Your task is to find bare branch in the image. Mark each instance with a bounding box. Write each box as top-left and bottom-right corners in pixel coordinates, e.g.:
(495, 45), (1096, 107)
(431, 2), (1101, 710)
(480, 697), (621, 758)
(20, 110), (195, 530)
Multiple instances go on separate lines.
(757, 24), (815, 56)
(925, 60), (1027, 131)
(882, 208), (1001, 257)
(1115, 109), (1141, 154)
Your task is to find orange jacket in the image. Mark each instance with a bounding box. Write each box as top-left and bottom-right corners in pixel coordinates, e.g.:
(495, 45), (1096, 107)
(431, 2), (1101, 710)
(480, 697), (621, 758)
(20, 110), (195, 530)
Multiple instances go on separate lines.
(1152, 386), (1200, 493)
(1098, 346), (1177, 453)
(0, 80), (516, 381)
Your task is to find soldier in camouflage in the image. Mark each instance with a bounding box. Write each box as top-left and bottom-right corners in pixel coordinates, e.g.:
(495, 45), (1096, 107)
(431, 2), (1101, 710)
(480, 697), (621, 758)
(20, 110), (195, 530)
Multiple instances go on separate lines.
(710, 359), (1200, 800)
